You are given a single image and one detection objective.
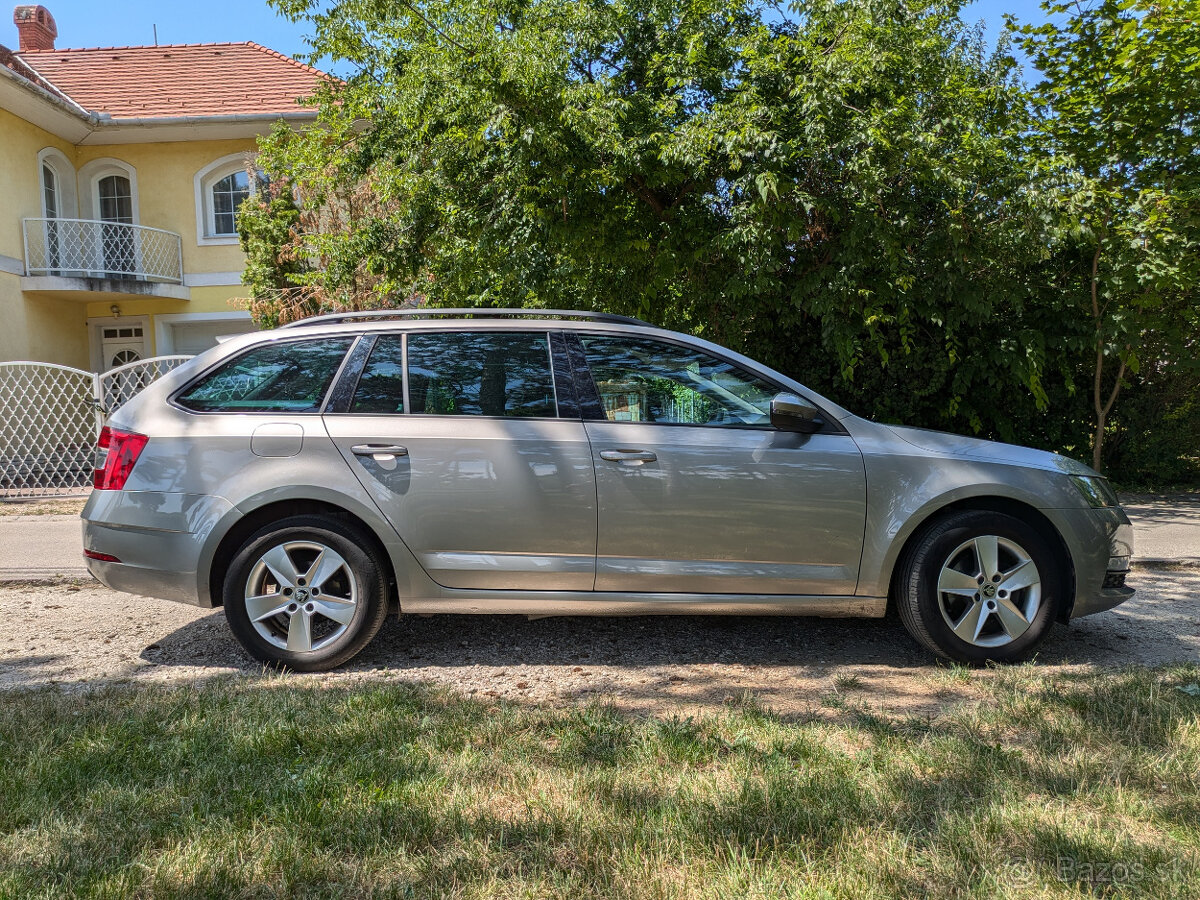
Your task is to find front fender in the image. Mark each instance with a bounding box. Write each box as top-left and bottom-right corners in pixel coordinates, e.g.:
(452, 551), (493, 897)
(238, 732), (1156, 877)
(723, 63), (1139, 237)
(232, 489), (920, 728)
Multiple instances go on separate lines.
(858, 479), (1074, 600)
(847, 419), (1093, 603)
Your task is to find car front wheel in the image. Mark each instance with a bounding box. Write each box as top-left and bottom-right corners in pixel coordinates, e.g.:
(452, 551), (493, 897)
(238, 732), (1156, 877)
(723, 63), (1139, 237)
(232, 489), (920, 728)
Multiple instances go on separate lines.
(224, 515), (390, 672)
(895, 510), (1063, 663)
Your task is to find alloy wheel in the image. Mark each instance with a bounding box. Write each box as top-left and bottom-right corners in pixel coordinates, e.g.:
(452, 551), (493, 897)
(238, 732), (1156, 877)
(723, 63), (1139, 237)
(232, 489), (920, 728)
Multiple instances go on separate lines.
(243, 540), (359, 652)
(936, 534), (1042, 648)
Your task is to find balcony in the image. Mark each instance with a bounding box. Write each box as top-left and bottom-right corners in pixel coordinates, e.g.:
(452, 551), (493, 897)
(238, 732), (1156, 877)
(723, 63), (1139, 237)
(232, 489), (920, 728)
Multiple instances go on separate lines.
(20, 217), (189, 301)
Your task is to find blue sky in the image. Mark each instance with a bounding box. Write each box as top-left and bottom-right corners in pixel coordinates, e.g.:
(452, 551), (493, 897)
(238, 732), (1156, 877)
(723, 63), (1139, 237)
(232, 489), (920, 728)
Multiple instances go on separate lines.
(8, 1), (1053, 77)
(10, 1), (312, 57)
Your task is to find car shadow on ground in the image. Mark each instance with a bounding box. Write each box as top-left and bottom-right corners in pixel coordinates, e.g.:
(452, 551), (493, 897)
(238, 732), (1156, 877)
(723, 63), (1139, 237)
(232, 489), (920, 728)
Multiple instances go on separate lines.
(140, 567), (1200, 678)
(144, 611), (934, 672)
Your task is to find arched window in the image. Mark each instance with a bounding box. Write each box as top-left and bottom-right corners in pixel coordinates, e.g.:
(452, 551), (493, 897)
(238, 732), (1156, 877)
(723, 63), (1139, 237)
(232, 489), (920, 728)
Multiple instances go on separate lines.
(37, 149), (77, 274)
(77, 158), (139, 224)
(97, 174), (134, 224)
(42, 163), (59, 217)
(37, 148), (77, 219)
(194, 153), (262, 245)
(76, 159), (139, 279)
(211, 169), (250, 236)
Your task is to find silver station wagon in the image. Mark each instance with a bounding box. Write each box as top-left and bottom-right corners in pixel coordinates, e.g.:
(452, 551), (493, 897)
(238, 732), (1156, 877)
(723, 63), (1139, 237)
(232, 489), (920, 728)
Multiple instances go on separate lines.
(82, 309), (1134, 671)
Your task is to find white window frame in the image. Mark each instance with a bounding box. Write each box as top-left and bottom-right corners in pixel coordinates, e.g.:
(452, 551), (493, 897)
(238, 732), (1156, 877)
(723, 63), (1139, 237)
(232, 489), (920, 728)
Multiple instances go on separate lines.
(78, 158), (139, 224)
(73, 158), (139, 277)
(37, 148), (77, 219)
(194, 153), (259, 246)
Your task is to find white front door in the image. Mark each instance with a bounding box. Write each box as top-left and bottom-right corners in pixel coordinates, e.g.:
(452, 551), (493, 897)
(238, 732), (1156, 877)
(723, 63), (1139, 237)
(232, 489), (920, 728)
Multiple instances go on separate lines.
(100, 323), (147, 371)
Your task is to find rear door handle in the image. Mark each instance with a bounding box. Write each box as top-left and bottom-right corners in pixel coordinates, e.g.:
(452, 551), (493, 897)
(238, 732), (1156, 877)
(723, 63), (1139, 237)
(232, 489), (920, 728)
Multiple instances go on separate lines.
(599, 449), (657, 463)
(351, 443), (409, 458)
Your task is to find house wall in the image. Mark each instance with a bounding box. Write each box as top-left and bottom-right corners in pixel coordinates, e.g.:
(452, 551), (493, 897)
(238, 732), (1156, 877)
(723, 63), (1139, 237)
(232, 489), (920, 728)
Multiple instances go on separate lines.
(0, 107), (81, 258)
(0, 106), (89, 368)
(72, 140), (259, 362)
(73, 139), (255, 273)
(1, 103), (261, 368)
(82, 286), (246, 356)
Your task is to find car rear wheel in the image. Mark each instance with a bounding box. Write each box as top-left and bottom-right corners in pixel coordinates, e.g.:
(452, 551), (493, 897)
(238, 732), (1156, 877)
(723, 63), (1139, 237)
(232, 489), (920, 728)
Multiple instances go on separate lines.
(895, 510), (1062, 663)
(224, 515), (390, 672)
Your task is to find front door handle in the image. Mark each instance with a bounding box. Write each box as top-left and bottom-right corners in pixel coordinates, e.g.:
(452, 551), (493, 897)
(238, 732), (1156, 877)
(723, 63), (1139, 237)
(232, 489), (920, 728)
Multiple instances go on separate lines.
(599, 449), (657, 463)
(351, 443), (409, 458)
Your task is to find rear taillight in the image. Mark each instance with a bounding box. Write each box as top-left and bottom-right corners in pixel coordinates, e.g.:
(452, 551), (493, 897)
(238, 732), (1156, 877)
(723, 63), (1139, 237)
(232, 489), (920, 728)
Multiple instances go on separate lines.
(93, 426), (148, 490)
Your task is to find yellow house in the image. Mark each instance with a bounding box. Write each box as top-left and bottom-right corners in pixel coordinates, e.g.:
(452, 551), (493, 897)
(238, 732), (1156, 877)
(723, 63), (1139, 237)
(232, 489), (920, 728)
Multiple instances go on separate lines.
(0, 4), (324, 373)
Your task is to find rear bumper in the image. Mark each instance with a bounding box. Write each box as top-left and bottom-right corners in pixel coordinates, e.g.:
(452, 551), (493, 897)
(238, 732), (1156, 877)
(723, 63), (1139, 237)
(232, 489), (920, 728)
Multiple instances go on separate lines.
(84, 553), (203, 606)
(81, 490), (234, 607)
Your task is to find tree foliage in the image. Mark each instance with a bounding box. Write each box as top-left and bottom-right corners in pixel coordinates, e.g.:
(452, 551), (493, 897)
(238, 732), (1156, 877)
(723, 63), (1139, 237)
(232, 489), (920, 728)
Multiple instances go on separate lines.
(243, 0), (1200, 479)
(1017, 0), (1200, 472)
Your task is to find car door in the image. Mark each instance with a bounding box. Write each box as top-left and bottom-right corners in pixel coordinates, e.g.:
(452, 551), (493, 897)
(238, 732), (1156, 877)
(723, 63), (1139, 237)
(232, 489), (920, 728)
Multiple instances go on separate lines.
(572, 332), (867, 595)
(323, 329), (597, 591)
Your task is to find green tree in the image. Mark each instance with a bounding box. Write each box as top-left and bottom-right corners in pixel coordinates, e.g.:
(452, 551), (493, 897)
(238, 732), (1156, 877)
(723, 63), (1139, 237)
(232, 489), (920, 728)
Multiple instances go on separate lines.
(252, 0), (1064, 441)
(236, 134), (420, 326)
(1016, 0), (1200, 471)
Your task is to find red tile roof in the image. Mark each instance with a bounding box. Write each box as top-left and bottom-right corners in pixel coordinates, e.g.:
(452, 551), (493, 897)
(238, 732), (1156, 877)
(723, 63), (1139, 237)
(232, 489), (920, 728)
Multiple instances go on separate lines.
(1, 41), (67, 100)
(14, 41), (328, 119)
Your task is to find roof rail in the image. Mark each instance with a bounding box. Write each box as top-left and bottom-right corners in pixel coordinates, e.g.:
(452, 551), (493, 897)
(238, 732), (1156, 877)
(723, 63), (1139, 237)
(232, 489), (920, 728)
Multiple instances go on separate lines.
(278, 308), (653, 329)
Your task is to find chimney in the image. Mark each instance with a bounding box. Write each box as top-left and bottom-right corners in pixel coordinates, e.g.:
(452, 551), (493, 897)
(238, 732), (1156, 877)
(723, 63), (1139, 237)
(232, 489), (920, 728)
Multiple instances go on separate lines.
(13, 5), (56, 52)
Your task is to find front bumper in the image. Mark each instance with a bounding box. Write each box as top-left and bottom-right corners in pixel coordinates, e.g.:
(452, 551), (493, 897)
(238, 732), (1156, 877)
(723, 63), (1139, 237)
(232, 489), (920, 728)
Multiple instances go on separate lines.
(81, 490), (234, 607)
(1052, 507), (1135, 619)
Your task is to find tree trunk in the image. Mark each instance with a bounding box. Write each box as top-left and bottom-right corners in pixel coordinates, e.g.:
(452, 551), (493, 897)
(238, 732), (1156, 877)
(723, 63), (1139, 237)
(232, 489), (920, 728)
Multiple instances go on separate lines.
(1092, 408), (1106, 473)
(1092, 354), (1126, 473)
(1088, 246), (1126, 474)
(1090, 248), (1105, 472)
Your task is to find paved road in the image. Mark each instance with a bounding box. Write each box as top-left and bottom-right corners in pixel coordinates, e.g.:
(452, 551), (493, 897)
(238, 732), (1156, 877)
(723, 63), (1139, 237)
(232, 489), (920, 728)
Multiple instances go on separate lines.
(1120, 495), (1200, 563)
(0, 495), (1197, 584)
(0, 515), (88, 580)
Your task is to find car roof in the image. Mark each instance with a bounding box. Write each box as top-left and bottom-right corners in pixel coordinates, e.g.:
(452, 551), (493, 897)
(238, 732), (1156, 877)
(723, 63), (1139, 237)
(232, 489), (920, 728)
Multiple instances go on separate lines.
(277, 308), (653, 331)
(240, 309), (681, 344)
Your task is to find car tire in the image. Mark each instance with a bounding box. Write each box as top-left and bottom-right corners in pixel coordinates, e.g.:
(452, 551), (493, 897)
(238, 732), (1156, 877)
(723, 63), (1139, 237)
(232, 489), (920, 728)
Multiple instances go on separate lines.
(223, 514), (390, 672)
(895, 510), (1063, 664)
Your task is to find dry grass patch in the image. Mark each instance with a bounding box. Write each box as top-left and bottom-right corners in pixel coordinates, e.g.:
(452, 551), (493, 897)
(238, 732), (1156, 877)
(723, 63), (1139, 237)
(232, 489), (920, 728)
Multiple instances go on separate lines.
(0, 498), (87, 516)
(0, 666), (1197, 897)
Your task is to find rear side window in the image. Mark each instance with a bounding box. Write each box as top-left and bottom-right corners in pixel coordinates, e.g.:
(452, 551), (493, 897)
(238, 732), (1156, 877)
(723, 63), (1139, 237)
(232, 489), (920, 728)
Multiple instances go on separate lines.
(176, 338), (353, 412)
(405, 332), (556, 418)
(350, 335), (405, 414)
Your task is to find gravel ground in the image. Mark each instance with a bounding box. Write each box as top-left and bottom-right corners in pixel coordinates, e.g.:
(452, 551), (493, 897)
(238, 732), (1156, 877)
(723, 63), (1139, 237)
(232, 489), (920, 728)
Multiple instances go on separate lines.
(0, 498), (87, 517)
(2, 565), (1196, 717)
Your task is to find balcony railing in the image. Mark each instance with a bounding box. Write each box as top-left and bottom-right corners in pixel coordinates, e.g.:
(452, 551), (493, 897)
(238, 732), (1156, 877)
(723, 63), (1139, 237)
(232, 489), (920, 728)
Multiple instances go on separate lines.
(22, 217), (184, 285)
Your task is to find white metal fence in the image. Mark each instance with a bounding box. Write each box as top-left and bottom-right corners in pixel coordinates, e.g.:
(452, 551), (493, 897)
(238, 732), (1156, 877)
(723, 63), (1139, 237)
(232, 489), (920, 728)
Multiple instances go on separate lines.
(98, 356), (193, 415)
(23, 218), (184, 284)
(0, 356), (192, 501)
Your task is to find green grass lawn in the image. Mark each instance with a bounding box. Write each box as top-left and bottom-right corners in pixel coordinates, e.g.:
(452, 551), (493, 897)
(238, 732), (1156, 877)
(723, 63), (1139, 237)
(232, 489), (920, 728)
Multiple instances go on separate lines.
(1, 665), (1197, 899)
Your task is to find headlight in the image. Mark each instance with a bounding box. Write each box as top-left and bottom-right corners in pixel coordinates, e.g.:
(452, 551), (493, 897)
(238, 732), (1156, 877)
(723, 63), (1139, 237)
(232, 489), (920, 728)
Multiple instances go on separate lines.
(1070, 475), (1119, 509)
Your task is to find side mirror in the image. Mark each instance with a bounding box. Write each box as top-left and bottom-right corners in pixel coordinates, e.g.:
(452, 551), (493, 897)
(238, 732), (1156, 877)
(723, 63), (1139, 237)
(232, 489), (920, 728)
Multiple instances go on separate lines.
(770, 392), (822, 434)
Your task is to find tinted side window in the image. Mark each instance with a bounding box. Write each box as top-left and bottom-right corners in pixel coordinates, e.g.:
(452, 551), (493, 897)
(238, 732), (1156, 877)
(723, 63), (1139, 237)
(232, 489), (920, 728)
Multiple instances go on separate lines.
(350, 336), (405, 413)
(407, 332), (556, 418)
(579, 335), (777, 427)
(176, 338), (353, 412)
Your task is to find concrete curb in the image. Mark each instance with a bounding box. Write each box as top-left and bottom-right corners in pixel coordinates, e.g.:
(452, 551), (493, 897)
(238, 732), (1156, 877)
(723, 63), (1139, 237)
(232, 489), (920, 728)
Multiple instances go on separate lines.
(0, 575), (92, 588)
(1133, 558), (1200, 570)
